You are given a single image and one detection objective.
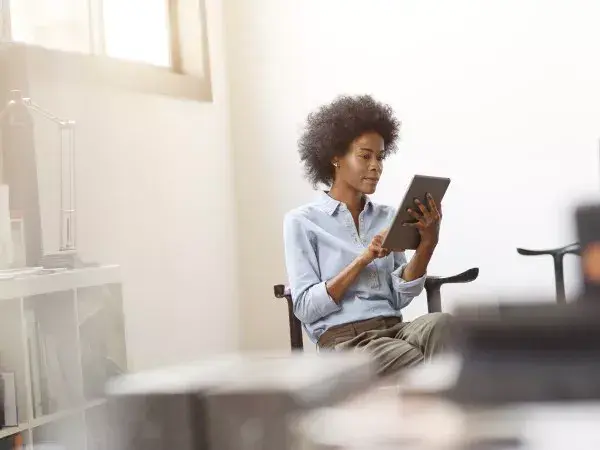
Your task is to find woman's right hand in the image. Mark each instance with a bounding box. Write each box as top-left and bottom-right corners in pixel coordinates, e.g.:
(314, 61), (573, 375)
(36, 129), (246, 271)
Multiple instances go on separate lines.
(360, 230), (392, 264)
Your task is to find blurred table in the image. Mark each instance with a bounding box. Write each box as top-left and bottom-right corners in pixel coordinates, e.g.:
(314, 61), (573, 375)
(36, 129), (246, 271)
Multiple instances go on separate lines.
(294, 355), (600, 450)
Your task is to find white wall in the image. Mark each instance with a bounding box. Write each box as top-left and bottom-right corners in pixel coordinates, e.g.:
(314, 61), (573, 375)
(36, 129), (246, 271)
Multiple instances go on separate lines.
(225, 0), (600, 350)
(30, 0), (239, 370)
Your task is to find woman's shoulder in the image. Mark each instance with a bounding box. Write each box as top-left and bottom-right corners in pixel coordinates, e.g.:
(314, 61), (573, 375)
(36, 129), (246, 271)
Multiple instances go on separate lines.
(283, 200), (328, 231)
(284, 192), (334, 222)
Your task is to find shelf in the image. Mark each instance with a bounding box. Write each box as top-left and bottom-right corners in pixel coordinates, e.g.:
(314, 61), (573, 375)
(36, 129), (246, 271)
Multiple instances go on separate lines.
(0, 262), (126, 449)
(0, 423), (28, 439)
(0, 298), (29, 425)
(26, 290), (83, 418)
(0, 265), (121, 301)
(30, 399), (107, 429)
(31, 406), (80, 429)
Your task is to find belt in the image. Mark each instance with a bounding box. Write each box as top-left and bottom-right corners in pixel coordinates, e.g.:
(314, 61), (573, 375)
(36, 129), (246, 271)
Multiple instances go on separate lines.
(318, 315), (402, 349)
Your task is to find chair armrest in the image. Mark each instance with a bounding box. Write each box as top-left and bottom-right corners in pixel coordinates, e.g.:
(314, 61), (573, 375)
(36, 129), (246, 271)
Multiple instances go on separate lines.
(274, 284), (291, 298)
(425, 267), (480, 290)
(273, 284), (304, 351)
(425, 268), (479, 313)
(516, 243), (580, 257)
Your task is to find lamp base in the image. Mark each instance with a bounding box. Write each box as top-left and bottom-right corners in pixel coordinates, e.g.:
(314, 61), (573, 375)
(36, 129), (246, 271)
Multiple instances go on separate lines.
(39, 250), (91, 270)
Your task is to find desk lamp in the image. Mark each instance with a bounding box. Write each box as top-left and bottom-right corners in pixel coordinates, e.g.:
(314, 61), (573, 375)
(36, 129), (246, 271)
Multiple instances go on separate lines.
(0, 89), (82, 269)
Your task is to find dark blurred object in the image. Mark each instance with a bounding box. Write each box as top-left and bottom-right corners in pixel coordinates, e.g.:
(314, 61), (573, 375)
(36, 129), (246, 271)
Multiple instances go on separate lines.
(274, 267), (479, 351)
(576, 203), (600, 300)
(447, 301), (600, 405)
(516, 243), (580, 303)
(107, 352), (375, 450)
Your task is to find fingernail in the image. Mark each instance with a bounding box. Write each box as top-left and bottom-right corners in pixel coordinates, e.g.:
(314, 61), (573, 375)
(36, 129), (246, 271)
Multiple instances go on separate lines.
(406, 208), (411, 212)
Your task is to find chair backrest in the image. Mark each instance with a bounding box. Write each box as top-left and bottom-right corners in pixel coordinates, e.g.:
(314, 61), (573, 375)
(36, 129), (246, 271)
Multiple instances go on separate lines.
(274, 267), (479, 351)
(516, 243), (580, 304)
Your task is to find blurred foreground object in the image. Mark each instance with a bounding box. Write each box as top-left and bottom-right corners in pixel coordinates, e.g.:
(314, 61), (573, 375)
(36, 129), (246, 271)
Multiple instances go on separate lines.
(577, 203), (600, 300)
(446, 301), (600, 404)
(297, 375), (600, 450)
(297, 300), (600, 449)
(107, 352), (375, 450)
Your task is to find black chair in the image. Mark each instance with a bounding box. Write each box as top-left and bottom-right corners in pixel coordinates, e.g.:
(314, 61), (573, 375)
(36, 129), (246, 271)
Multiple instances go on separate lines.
(517, 243), (581, 304)
(274, 267), (480, 351)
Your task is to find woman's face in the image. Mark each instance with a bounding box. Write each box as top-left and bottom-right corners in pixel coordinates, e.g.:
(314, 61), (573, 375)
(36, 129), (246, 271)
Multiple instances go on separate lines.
(332, 131), (385, 195)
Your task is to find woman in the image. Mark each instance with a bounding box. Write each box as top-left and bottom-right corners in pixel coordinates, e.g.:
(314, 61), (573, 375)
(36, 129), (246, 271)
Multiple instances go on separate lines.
(283, 94), (450, 376)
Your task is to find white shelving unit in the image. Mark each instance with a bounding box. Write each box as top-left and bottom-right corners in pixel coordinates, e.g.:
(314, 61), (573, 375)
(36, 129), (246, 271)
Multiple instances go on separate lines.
(0, 266), (128, 450)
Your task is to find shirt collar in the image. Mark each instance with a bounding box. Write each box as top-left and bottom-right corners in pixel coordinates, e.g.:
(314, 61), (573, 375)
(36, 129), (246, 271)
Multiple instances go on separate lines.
(317, 191), (373, 215)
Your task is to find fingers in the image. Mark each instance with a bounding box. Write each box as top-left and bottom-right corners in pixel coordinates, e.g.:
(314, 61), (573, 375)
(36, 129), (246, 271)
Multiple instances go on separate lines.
(414, 198), (429, 217)
(426, 193), (442, 220)
(376, 246), (391, 258)
(368, 232), (392, 259)
(406, 207), (426, 228)
(402, 220), (421, 228)
(403, 207), (426, 228)
(372, 234), (384, 247)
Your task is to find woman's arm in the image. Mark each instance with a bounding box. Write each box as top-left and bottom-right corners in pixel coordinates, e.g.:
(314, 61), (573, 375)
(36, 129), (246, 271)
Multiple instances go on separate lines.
(283, 213), (376, 323)
(325, 253), (372, 303)
(402, 241), (436, 281)
(389, 250), (427, 310)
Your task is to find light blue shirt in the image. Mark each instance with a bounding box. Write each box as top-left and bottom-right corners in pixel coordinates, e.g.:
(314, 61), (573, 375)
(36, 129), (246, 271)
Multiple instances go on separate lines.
(283, 191), (426, 343)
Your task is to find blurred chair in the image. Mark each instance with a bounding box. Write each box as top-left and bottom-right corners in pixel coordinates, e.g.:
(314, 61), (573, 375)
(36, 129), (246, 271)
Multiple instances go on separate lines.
(517, 243), (580, 304)
(274, 268), (480, 351)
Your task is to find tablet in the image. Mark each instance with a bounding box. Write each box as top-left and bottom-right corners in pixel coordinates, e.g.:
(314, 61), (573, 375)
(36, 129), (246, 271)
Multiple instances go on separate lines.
(381, 175), (450, 250)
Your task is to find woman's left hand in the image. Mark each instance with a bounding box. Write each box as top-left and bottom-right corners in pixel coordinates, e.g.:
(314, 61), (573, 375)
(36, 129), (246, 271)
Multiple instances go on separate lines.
(404, 193), (442, 248)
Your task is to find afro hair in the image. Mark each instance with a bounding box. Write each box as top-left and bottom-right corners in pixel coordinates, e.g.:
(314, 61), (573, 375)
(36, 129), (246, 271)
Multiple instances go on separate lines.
(298, 94), (401, 188)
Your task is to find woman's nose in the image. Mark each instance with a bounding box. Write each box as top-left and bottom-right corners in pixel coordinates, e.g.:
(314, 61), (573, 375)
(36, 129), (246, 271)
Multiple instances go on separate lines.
(369, 160), (382, 172)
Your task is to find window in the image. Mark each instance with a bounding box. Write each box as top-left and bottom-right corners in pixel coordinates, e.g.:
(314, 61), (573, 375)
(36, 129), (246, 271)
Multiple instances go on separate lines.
(4, 0), (210, 99)
(102, 0), (172, 68)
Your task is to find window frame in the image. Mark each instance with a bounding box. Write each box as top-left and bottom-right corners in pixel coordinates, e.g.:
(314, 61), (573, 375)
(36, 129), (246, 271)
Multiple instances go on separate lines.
(2, 0), (212, 102)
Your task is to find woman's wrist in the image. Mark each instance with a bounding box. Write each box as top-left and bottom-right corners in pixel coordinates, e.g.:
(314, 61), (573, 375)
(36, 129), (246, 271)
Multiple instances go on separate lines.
(357, 251), (374, 267)
(418, 238), (438, 253)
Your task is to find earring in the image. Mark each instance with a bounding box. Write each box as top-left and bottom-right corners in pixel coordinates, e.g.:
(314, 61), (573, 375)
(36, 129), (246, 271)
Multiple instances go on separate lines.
(333, 162), (339, 168)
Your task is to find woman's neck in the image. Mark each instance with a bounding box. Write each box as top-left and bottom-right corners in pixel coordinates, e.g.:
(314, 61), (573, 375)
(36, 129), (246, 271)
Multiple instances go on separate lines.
(329, 183), (364, 215)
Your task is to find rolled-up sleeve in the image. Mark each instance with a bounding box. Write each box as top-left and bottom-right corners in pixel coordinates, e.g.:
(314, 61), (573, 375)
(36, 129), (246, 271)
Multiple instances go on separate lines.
(389, 251), (426, 310)
(283, 213), (342, 324)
